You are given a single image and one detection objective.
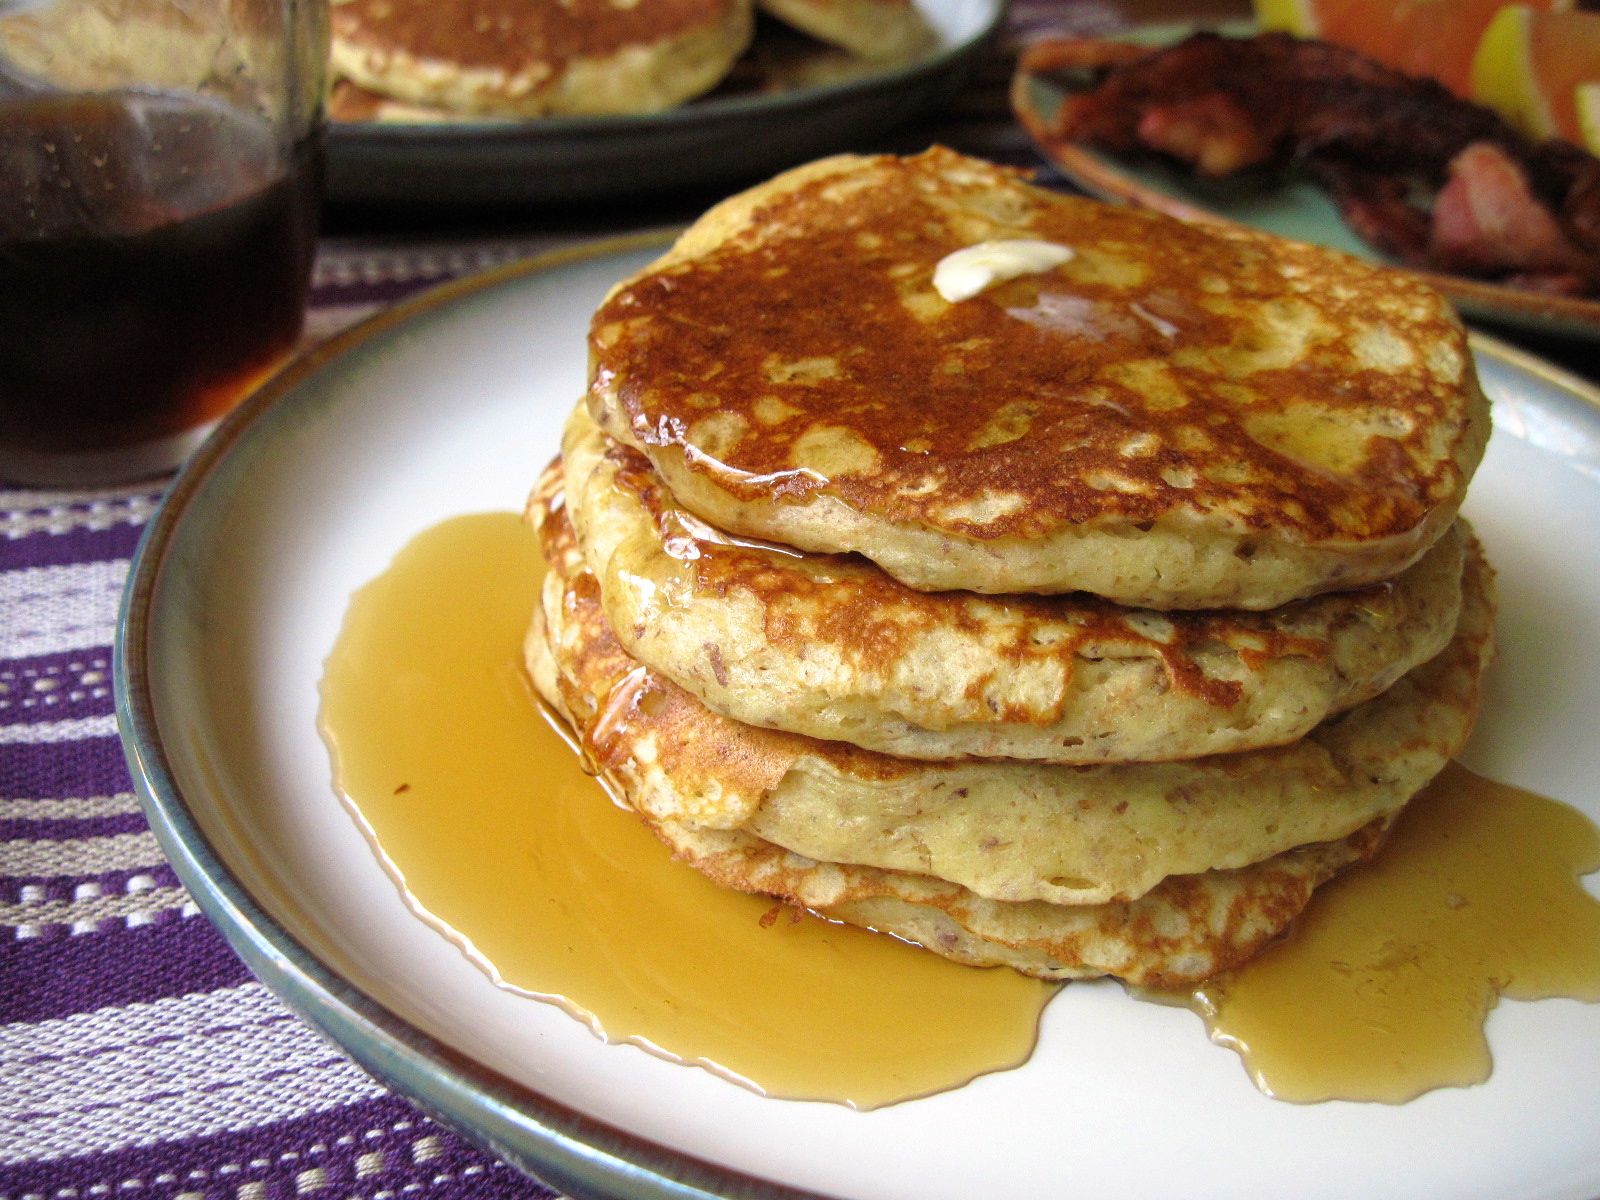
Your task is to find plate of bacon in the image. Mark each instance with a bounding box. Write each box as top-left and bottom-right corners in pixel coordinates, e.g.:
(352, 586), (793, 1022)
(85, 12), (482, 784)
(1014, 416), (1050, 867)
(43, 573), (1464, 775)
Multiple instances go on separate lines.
(1011, 23), (1600, 341)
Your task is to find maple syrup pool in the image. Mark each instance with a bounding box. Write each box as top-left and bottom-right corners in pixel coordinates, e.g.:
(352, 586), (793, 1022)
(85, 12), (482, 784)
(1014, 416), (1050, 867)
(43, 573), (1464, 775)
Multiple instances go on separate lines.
(319, 511), (1600, 1107)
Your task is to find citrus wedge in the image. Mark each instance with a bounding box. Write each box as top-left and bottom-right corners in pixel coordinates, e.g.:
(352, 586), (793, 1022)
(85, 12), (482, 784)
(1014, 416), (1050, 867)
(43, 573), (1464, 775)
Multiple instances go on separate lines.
(1472, 6), (1600, 143)
(1254, 0), (1318, 36)
(1256, 0), (1574, 98)
(1472, 4), (1546, 133)
(1578, 81), (1600, 152)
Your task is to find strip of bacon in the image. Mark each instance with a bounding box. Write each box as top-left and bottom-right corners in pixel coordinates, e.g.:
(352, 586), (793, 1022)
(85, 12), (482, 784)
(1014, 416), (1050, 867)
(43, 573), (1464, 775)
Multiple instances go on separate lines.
(1028, 31), (1600, 294)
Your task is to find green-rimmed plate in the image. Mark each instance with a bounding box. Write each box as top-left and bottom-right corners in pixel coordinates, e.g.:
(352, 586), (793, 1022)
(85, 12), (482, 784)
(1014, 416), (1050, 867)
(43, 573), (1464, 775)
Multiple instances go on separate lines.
(119, 235), (1600, 1200)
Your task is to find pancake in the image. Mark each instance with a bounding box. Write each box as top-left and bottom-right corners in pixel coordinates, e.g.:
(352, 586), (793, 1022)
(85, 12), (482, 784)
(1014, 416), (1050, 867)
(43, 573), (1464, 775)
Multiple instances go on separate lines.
(525, 510), (1398, 987)
(0, 1), (263, 95)
(587, 148), (1490, 608)
(627, 783), (1387, 988)
(328, 11), (881, 121)
(753, 0), (933, 61)
(713, 14), (894, 93)
(327, 77), (489, 123)
(562, 403), (1466, 763)
(528, 460), (1495, 906)
(330, 0), (753, 118)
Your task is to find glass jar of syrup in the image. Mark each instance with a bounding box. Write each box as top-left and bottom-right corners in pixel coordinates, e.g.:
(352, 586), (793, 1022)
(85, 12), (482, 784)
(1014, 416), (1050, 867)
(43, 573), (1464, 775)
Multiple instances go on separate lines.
(0, 0), (326, 484)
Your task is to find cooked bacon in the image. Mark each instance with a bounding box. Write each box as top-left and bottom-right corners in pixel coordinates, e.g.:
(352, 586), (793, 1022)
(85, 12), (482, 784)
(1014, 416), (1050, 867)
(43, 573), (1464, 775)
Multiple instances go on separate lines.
(1031, 31), (1600, 293)
(1307, 159), (1434, 265)
(1431, 143), (1597, 286)
(1136, 95), (1277, 176)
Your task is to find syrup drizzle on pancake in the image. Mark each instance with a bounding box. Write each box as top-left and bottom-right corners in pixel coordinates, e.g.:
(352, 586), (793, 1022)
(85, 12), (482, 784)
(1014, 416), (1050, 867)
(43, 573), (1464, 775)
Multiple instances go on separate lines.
(591, 150), (1480, 545)
(602, 433), (1437, 715)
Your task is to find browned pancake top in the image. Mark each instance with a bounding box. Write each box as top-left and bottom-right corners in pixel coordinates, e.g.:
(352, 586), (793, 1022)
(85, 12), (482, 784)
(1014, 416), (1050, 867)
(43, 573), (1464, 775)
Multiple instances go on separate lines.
(333, 0), (737, 73)
(590, 149), (1481, 544)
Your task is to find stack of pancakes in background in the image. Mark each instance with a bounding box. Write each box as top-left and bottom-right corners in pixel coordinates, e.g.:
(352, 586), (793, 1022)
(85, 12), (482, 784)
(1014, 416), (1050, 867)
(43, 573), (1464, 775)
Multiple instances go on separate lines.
(526, 148), (1497, 988)
(327, 0), (935, 123)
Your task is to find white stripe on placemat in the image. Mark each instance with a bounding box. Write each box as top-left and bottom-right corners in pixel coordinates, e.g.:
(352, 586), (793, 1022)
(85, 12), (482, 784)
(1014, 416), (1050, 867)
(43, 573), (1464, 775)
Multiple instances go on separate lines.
(0, 482), (165, 512)
(0, 983), (386, 1163)
(1, 831), (167, 876)
(0, 792), (141, 820)
(0, 560), (127, 660)
(0, 494), (161, 539)
(0, 718), (118, 745)
(1, 884), (194, 936)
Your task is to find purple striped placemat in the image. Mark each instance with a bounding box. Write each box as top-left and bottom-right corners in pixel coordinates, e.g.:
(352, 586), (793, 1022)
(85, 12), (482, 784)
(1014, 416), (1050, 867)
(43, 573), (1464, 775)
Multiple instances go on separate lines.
(0, 7), (1124, 1190)
(0, 241), (569, 1200)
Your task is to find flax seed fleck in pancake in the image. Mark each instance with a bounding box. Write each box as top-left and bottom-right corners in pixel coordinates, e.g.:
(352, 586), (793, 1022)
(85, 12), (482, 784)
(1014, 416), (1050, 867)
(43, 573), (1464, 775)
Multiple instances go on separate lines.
(587, 147), (1490, 608)
(561, 404), (1466, 763)
(526, 460), (1495, 908)
(330, 0), (753, 118)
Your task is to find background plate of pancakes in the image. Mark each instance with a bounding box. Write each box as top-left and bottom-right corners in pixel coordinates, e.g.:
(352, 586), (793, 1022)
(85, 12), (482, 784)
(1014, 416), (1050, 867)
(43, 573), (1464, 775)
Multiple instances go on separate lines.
(1011, 20), (1600, 345)
(324, 0), (1002, 205)
(121, 231), (1600, 1200)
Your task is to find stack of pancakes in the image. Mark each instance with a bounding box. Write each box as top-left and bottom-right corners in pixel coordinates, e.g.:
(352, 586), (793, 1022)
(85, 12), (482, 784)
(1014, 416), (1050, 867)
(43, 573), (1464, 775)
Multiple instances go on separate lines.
(328, 0), (933, 122)
(526, 148), (1496, 988)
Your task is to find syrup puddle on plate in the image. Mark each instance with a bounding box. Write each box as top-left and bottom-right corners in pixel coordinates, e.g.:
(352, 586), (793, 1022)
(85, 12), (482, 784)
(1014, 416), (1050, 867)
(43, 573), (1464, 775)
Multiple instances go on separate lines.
(318, 511), (1055, 1109)
(320, 511), (1600, 1107)
(1168, 760), (1600, 1103)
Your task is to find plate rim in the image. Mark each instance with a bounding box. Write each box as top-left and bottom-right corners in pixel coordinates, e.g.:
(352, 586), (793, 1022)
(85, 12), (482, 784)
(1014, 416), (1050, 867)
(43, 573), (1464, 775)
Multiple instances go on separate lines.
(113, 236), (1600, 1200)
(114, 231), (842, 1200)
(1009, 22), (1600, 338)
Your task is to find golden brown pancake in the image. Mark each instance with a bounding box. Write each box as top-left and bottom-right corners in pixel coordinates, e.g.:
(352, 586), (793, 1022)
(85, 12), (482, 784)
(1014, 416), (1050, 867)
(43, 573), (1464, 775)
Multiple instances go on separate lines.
(634, 794), (1390, 989)
(526, 492), (1425, 986)
(527, 459), (1495, 907)
(327, 77), (489, 123)
(588, 148), (1490, 608)
(562, 404), (1466, 763)
(0, 0), (264, 95)
(712, 15), (896, 93)
(529, 602), (1390, 987)
(330, 0), (754, 118)
(754, 0), (934, 61)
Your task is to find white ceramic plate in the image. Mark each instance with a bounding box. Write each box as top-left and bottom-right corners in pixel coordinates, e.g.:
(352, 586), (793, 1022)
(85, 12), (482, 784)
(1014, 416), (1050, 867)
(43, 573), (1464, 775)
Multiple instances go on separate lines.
(120, 236), (1600, 1200)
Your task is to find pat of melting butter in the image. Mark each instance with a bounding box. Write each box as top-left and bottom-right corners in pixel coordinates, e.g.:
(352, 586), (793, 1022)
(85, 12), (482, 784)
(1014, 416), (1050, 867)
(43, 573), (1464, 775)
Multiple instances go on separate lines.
(933, 240), (1075, 303)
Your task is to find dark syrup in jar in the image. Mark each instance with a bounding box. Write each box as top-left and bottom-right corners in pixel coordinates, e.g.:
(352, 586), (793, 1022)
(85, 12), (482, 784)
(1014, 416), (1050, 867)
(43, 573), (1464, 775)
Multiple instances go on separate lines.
(0, 91), (320, 458)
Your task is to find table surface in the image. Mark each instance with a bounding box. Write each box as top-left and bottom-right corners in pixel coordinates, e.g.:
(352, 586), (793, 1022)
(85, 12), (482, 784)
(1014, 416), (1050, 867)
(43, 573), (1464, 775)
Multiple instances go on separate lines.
(3, 4), (1596, 1199)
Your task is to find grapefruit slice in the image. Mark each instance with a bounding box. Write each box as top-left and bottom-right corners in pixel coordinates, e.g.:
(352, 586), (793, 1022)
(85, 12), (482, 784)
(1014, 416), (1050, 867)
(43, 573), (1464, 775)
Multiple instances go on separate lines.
(1254, 0), (1317, 35)
(1256, 0), (1573, 97)
(1470, 6), (1600, 144)
(1578, 81), (1600, 152)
